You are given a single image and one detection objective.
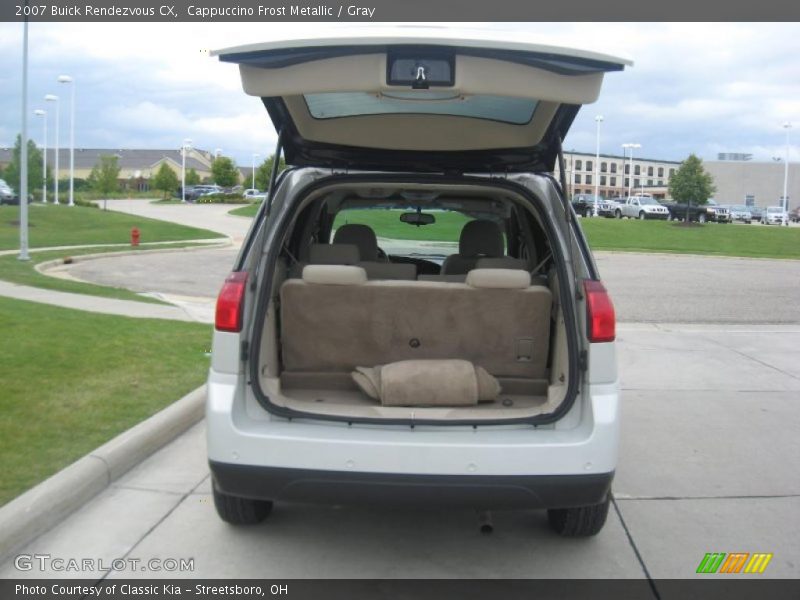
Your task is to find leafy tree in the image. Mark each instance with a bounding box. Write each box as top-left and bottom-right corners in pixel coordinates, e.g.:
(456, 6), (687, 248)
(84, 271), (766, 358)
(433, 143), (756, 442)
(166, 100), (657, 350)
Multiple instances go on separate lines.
(211, 156), (239, 188)
(185, 168), (201, 186)
(87, 154), (121, 196)
(254, 154), (287, 191)
(668, 154), (716, 222)
(151, 162), (180, 199)
(3, 134), (48, 199)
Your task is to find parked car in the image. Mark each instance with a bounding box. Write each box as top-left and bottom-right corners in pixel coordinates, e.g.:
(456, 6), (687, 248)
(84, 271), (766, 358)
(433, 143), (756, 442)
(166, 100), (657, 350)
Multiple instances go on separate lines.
(748, 206), (763, 223)
(0, 179), (15, 204)
(724, 205), (753, 224)
(764, 206), (787, 225)
(182, 185), (222, 202)
(789, 207), (800, 223)
(206, 34), (628, 537)
(660, 198), (730, 223)
(0, 179), (33, 205)
(615, 194), (670, 220)
(243, 188), (267, 201)
(571, 193), (617, 218)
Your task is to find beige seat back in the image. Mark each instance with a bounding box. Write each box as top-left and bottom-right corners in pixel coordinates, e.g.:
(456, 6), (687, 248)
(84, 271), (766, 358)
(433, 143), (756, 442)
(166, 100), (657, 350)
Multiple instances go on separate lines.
(280, 267), (552, 378)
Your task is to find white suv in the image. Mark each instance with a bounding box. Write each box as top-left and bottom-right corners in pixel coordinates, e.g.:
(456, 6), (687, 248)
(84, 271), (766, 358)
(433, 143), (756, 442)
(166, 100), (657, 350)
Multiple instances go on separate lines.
(206, 33), (627, 536)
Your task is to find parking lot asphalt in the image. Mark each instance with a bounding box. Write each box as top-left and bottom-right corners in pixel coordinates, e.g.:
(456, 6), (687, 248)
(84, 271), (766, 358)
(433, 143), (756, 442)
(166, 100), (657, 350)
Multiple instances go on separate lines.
(65, 199), (798, 325)
(2, 323), (798, 582)
(64, 247), (800, 324)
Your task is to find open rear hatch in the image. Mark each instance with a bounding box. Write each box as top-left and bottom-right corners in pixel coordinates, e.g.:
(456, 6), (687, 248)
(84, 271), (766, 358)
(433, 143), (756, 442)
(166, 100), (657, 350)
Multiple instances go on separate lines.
(212, 34), (629, 425)
(213, 33), (631, 173)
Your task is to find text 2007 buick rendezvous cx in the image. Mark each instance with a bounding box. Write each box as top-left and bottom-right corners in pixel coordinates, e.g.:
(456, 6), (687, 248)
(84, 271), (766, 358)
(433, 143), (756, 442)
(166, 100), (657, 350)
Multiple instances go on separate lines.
(207, 33), (628, 536)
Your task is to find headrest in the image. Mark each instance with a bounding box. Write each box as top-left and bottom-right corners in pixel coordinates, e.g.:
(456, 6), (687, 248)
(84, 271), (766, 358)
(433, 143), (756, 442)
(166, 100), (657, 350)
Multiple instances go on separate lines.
(302, 265), (367, 286)
(308, 243), (360, 265)
(333, 224), (379, 261)
(459, 220), (504, 258)
(466, 268), (531, 290)
(476, 257), (529, 271)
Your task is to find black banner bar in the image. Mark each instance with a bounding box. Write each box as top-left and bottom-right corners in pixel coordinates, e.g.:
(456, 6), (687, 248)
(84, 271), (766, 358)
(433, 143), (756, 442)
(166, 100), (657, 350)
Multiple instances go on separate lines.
(3, 579), (800, 600)
(3, 0), (800, 22)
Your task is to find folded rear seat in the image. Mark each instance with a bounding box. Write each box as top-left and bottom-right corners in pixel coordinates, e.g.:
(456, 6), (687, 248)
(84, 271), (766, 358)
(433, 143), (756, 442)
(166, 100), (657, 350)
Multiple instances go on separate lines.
(280, 266), (552, 379)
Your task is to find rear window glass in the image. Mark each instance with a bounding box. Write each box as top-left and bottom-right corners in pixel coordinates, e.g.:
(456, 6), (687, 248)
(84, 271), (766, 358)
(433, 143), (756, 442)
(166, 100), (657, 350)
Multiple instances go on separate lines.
(305, 92), (538, 125)
(332, 208), (507, 259)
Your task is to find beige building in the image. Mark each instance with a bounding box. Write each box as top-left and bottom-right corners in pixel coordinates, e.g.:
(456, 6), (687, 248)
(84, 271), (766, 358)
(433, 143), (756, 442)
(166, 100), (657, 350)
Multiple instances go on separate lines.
(556, 151), (681, 200)
(0, 147), (215, 191)
(704, 159), (798, 210)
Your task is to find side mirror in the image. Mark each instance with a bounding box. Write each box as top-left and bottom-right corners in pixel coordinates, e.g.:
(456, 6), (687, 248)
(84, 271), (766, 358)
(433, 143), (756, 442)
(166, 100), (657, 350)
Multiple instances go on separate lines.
(400, 212), (436, 226)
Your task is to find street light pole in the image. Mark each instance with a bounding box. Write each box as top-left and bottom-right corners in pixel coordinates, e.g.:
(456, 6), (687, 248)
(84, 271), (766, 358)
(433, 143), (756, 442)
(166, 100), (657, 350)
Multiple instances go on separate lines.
(594, 115), (603, 216)
(58, 75), (75, 206)
(252, 153), (259, 190)
(19, 17), (30, 261)
(34, 109), (46, 203)
(181, 138), (192, 203)
(45, 94), (59, 204)
(622, 142), (641, 198)
(783, 122), (791, 226)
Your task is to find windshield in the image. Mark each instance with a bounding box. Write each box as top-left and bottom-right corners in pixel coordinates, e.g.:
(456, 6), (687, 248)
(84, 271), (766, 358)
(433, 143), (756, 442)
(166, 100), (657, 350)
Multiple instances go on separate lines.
(639, 197), (660, 205)
(332, 208), (506, 260)
(767, 207), (783, 213)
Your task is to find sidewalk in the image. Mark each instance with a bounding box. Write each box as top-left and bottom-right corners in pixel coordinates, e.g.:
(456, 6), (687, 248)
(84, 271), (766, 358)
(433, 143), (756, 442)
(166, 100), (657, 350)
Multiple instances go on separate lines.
(0, 279), (197, 321)
(2, 324), (798, 580)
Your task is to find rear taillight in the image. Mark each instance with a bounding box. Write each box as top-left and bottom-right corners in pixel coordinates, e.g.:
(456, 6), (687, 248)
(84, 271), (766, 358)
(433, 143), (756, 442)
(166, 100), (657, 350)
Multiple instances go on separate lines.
(215, 271), (248, 332)
(583, 279), (616, 343)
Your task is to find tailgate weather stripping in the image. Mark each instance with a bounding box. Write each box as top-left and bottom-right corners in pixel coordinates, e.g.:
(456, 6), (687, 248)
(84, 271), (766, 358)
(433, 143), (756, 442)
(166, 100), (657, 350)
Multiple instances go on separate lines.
(265, 131), (284, 216)
(248, 174), (582, 428)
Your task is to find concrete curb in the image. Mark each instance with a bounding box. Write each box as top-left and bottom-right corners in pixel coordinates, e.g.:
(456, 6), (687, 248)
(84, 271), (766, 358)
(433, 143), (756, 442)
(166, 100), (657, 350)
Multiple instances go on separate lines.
(33, 238), (232, 279)
(0, 385), (207, 564)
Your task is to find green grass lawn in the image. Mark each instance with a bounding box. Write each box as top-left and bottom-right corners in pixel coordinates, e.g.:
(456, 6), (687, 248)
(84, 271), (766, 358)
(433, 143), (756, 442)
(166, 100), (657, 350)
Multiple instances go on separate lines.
(0, 244), (214, 305)
(0, 204), (223, 250)
(229, 205), (800, 259)
(579, 219), (800, 259)
(0, 296), (212, 505)
(229, 203), (260, 218)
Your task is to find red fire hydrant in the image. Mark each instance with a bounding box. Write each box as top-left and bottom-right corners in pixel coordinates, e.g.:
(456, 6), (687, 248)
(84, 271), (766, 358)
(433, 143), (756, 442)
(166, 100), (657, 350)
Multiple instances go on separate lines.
(131, 227), (140, 247)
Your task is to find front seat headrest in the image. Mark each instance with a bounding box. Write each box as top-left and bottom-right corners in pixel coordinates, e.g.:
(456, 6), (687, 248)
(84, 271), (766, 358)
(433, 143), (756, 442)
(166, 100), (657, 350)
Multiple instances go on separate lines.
(333, 224), (380, 262)
(459, 220), (504, 258)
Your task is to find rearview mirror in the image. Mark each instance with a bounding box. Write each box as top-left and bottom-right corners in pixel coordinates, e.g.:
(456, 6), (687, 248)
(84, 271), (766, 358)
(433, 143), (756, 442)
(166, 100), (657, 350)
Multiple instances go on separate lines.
(400, 212), (436, 226)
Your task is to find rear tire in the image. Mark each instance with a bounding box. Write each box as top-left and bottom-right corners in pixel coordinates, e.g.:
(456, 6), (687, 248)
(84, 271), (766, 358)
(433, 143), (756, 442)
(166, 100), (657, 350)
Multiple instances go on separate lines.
(698, 213), (707, 223)
(213, 485), (273, 525)
(585, 207), (593, 218)
(548, 494), (610, 537)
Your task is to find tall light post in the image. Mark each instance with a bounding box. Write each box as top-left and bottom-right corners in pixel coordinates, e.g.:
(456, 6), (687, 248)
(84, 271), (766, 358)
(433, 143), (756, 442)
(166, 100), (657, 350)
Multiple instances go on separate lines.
(34, 109), (47, 202)
(19, 17), (30, 261)
(44, 94), (59, 204)
(782, 122), (791, 226)
(594, 115), (603, 216)
(622, 142), (641, 198)
(252, 153), (259, 190)
(181, 138), (192, 203)
(58, 75), (75, 206)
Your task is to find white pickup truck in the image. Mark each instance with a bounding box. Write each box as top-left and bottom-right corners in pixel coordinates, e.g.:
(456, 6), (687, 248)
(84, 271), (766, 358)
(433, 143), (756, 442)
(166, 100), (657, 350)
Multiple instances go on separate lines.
(615, 195), (670, 220)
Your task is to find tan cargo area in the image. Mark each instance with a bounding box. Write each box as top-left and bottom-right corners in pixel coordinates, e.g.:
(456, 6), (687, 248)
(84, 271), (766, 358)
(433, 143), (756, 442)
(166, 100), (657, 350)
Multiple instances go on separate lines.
(254, 182), (572, 421)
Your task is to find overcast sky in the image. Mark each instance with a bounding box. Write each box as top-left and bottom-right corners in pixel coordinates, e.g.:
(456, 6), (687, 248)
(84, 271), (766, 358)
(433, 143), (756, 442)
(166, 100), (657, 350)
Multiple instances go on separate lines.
(1, 22), (799, 167)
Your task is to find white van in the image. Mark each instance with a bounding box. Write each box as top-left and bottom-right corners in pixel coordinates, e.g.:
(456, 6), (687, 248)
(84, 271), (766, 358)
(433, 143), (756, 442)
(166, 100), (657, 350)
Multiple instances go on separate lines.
(206, 33), (627, 536)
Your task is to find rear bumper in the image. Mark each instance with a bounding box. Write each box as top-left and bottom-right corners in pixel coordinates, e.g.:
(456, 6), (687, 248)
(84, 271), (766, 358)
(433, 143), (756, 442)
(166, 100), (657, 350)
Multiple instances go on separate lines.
(210, 462), (614, 509)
